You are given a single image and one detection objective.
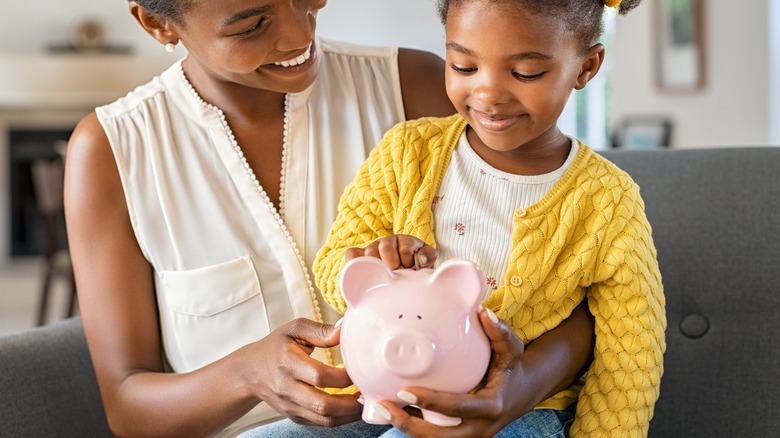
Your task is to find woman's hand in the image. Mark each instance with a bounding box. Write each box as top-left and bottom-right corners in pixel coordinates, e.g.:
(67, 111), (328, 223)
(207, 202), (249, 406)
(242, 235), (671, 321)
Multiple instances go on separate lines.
(378, 309), (535, 437)
(250, 317), (363, 427)
(346, 234), (437, 270)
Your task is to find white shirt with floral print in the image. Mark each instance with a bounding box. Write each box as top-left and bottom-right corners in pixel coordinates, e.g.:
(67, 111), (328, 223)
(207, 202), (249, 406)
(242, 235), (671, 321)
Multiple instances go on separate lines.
(432, 132), (580, 294)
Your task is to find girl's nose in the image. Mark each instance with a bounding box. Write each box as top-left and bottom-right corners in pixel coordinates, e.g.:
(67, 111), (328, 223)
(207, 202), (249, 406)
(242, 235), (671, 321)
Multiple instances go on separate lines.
(472, 72), (510, 106)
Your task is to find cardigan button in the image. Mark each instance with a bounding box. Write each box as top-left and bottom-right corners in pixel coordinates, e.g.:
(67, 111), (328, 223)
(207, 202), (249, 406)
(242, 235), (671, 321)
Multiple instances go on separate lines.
(510, 276), (523, 287)
(514, 208), (528, 218)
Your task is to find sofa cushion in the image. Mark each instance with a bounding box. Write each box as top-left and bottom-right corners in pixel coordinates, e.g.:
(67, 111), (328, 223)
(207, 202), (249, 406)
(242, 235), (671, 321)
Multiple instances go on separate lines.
(0, 317), (111, 437)
(601, 147), (780, 437)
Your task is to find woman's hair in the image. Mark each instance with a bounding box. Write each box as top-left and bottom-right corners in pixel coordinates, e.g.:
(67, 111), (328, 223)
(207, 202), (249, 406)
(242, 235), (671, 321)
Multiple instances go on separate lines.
(435, 0), (642, 52)
(129, 0), (197, 26)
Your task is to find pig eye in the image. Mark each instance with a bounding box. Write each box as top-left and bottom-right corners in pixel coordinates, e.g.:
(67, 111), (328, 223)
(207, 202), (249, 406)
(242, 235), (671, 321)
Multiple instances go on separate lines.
(417, 315), (422, 320)
(398, 314), (403, 319)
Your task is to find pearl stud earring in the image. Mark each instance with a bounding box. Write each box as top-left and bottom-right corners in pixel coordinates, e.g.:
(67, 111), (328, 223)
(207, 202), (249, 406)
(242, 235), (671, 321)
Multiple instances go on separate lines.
(165, 42), (176, 53)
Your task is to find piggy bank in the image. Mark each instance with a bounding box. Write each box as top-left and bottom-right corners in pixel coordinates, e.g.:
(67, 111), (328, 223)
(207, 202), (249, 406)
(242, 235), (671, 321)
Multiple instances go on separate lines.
(339, 256), (490, 426)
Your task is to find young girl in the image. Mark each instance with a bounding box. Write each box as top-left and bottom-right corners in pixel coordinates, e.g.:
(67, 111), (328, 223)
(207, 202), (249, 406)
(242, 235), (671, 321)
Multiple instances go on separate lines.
(313, 0), (665, 437)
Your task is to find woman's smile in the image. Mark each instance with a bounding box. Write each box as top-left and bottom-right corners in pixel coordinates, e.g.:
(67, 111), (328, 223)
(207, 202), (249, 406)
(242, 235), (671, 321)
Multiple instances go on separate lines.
(273, 43), (312, 67)
(261, 42), (317, 75)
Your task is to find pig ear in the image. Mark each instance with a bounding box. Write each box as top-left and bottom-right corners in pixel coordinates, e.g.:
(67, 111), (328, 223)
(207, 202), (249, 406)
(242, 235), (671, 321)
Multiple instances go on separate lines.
(430, 258), (486, 308)
(339, 257), (394, 307)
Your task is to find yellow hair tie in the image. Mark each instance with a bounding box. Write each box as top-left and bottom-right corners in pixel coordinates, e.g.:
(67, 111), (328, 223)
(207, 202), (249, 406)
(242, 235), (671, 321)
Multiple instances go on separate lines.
(604, 0), (621, 7)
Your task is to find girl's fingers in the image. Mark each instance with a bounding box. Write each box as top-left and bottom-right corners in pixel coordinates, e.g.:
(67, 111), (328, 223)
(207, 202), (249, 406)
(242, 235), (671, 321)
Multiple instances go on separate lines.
(345, 247), (365, 261)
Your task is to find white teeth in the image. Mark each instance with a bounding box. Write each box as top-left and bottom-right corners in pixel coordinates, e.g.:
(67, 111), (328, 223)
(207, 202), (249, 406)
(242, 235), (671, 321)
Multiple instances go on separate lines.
(274, 44), (312, 67)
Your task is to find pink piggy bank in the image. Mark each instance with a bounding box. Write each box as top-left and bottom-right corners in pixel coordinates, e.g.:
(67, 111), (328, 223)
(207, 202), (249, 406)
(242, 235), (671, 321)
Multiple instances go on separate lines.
(339, 256), (491, 427)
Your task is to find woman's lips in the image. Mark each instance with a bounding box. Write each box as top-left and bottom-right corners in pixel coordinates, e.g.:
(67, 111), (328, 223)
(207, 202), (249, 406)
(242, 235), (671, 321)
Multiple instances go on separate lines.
(274, 43), (312, 67)
(262, 43), (316, 73)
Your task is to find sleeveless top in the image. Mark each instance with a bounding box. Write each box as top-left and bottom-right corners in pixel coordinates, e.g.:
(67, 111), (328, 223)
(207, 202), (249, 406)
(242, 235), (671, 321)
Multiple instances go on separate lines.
(96, 37), (406, 435)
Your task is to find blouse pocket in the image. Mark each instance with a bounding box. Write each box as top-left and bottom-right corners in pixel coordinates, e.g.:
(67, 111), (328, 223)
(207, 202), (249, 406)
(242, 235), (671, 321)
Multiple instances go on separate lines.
(158, 255), (269, 372)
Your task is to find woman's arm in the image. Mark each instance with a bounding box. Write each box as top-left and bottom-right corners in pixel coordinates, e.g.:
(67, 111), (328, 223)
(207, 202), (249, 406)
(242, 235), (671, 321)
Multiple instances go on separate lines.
(398, 48), (455, 119)
(65, 114), (361, 437)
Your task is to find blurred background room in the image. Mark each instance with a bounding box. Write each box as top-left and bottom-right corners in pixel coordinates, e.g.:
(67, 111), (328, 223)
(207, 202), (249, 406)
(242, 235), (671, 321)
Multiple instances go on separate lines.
(1, 0), (778, 334)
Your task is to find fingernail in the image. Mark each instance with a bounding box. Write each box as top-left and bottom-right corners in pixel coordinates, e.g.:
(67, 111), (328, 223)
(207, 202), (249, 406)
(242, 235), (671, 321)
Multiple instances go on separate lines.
(486, 308), (499, 325)
(372, 403), (391, 421)
(397, 390), (418, 405)
(357, 395), (364, 405)
(417, 254), (427, 266)
(334, 317), (344, 329)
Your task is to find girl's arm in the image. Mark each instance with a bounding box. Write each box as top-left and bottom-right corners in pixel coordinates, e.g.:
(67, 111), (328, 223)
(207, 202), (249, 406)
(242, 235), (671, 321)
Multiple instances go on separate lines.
(313, 133), (398, 313)
(572, 191), (666, 437)
(65, 114), (362, 437)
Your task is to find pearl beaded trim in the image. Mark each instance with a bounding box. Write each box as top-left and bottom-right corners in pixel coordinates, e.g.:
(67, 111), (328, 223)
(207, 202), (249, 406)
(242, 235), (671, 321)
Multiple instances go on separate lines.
(177, 64), (330, 362)
(278, 98), (289, 217)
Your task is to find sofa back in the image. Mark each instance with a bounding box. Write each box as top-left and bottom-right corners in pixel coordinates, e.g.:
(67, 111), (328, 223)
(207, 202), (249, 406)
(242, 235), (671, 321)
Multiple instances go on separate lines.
(0, 317), (111, 437)
(601, 147), (780, 437)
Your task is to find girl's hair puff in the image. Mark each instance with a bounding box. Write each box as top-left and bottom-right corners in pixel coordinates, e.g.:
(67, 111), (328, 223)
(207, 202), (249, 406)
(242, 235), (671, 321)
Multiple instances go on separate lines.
(435, 0), (643, 53)
(128, 0), (197, 27)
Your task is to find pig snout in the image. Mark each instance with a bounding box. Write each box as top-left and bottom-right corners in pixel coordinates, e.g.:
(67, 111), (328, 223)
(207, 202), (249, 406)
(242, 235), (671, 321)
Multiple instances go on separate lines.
(381, 331), (435, 377)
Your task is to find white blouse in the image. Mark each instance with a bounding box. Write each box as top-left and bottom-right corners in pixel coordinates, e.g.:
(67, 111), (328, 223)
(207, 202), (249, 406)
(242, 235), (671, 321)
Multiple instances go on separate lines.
(96, 37), (406, 435)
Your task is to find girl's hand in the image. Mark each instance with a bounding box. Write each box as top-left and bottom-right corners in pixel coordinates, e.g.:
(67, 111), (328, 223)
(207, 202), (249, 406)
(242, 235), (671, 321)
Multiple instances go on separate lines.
(378, 309), (534, 437)
(346, 234), (437, 270)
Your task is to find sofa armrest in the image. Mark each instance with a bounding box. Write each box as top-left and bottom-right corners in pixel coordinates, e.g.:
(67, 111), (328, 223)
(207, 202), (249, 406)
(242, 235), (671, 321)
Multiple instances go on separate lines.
(0, 316), (111, 436)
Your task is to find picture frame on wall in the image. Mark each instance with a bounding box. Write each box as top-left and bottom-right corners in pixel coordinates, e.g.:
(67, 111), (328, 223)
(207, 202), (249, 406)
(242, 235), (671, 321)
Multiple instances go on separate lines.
(613, 117), (673, 149)
(656, 0), (705, 91)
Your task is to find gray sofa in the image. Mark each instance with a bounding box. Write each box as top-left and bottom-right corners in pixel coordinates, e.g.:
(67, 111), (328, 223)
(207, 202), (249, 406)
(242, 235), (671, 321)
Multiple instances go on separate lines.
(1, 147), (779, 437)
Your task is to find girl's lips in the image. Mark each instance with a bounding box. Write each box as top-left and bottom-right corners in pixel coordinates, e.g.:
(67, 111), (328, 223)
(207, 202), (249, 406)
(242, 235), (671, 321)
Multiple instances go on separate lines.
(471, 109), (520, 132)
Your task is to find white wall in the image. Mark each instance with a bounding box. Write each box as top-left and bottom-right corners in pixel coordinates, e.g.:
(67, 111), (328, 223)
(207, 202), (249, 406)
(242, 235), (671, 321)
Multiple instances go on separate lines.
(611, 0), (772, 148)
(318, 0), (445, 57)
(0, 0), (161, 55)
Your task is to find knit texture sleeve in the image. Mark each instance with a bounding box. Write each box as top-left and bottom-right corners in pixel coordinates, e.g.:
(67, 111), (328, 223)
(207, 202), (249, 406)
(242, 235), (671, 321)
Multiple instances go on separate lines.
(313, 127), (402, 314)
(313, 115), (464, 314)
(571, 179), (666, 438)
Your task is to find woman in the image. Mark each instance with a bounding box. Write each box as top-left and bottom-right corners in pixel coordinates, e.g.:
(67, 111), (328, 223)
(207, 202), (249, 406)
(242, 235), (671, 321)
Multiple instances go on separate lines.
(64, 0), (595, 436)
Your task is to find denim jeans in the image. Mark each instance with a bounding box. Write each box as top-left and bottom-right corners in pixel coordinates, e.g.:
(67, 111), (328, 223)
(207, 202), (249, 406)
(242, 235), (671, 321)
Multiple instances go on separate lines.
(378, 403), (577, 438)
(238, 403), (576, 438)
(236, 419), (391, 438)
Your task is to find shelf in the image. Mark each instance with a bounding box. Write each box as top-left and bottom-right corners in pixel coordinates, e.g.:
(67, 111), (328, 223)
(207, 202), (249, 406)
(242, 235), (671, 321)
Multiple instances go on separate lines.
(0, 52), (177, 110)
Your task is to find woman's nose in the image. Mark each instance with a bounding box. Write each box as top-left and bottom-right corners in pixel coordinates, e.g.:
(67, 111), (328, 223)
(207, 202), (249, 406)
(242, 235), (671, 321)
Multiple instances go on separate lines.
(275, 0), (324, 51)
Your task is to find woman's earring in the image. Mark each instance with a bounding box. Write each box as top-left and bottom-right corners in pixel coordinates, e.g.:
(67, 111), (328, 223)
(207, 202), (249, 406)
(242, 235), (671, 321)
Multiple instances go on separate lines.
(165, 42), (176, 53)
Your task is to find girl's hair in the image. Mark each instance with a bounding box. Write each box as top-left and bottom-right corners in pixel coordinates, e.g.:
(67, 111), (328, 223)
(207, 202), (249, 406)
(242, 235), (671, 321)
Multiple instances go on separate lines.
(435, 0), (642, 52)
(129, 0), (197, 26)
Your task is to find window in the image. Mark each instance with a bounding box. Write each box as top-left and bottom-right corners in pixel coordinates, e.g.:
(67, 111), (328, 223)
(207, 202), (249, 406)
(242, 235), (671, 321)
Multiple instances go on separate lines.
(560, 9), (617, 149)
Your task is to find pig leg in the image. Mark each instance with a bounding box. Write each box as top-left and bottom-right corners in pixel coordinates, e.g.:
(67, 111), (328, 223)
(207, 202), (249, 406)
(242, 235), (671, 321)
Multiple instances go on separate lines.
(421, 409), (462, 427)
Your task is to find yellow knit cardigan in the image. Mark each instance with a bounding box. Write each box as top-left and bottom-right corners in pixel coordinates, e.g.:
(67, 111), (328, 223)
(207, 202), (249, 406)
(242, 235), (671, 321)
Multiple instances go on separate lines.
(314, 115), (666, 437)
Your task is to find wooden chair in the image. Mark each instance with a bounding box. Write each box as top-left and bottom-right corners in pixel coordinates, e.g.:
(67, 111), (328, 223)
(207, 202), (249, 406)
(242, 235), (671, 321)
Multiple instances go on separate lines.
(30, 158), (77, 325)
